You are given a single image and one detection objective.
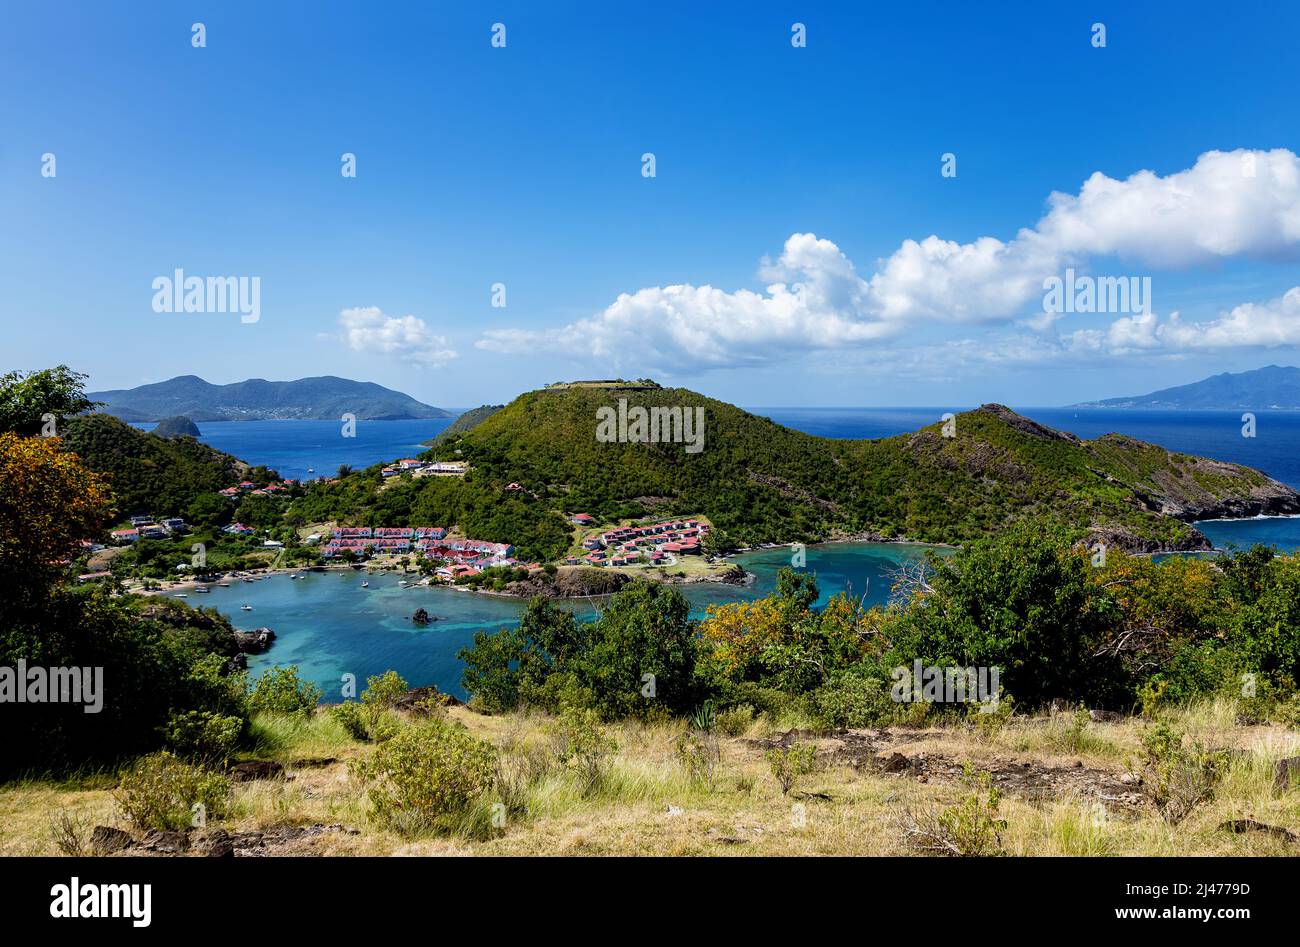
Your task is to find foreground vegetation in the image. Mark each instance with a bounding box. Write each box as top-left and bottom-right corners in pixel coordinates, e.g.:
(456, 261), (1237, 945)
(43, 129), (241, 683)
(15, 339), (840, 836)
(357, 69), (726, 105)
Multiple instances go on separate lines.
(3, 365), (1299, 857)
(4, 696), (1297, 857)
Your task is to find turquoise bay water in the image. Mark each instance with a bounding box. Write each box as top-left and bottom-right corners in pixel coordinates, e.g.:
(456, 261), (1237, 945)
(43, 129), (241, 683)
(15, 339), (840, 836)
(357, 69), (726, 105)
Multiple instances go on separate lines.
(201, 542), (938, 700)
(167, 408), (1300, 699)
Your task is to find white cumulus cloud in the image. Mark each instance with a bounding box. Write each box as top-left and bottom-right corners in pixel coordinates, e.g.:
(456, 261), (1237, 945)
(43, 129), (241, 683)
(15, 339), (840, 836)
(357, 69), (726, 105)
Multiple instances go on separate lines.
(477, 148), (1300, 370)
(338, 306), (457, 367)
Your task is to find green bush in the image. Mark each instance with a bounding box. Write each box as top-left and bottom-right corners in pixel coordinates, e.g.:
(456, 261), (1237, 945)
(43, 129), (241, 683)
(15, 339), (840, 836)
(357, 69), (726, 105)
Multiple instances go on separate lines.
(162, 709), (242, 762)
(115, 752), (231, 831)
(1136, 721), (1225, 824)
(675, 728), (720, 789)
(352, 721), (497, 835)
(331, 701), (370, 741)
(361, 670), (410, 710)
(901, 765), (1006, 856)
(248, 665), (322, 716)
(810, 671), (893, 729)
(764, 742), (817, 795)
(549, 707), (618, 794)
(716, 703), (755, 737)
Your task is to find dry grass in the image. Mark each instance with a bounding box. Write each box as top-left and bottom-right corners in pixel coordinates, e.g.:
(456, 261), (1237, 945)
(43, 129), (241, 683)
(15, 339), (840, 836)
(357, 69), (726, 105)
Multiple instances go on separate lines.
(3, 699), (1298, 857)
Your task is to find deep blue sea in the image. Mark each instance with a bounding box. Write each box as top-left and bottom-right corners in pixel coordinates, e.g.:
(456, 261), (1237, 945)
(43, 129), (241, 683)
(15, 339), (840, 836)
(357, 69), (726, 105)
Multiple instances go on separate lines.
(147, 406), (1300, 696)
(133, 417), (457, 482)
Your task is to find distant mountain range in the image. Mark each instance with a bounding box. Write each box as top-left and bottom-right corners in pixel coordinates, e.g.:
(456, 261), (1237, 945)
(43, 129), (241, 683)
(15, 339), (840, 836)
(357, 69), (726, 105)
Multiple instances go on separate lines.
(1076, 366), (1300, 409)
(88, 375), (454, 422)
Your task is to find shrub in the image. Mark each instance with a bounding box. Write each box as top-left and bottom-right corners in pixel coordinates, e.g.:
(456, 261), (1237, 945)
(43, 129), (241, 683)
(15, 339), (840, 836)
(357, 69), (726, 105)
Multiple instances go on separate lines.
(675, 728), (721, 789)
(1274, 693), (1300, 730)
(162, 709), (242, 762)
(115, 752), (231, 831)
(549, 707), (618, 794)
(247, 665), (322, 716)
(1135, 721), (1225, 824)
(351, 721), (496, 835)
(48, 809), (89, 856)
(361, 670), (409, 710)
(971, 694), (1015, 742)
(811, 671), (893, 728)
(716, 703), (755, 737)
(765, 742), (817, 795)
(899, 765), (1005, 856)
(331, 701), (371, 741)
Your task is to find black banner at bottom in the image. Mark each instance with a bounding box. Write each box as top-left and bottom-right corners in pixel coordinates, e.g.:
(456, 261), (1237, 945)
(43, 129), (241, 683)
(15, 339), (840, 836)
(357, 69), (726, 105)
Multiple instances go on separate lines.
(0, 855), (1275, 933)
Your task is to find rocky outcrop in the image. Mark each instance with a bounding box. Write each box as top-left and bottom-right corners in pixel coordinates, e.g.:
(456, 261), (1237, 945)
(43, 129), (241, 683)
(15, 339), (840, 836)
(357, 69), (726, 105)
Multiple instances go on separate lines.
(411, 607), (434, 625)
(501, 567), (631, 600)
(974, 404), (1083, 444)
(392, 685), (464, 715)
(232, 627), (276, 654)
(1081, 525), (1212, 555)
(1274, 756), (1300, 794)
(86, 822), (358, 857)
(229, 760), (285, 782)
(90, 825), (134, 855)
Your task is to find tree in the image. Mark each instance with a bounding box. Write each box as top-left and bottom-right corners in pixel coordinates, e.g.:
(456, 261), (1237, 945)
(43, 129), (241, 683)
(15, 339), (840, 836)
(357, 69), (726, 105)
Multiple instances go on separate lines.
(187, 492), (232, 529)
(701, 527), (735, 557)
(0, 365), (97, 436)
(235, 492), (282, 528)
(883, 525), (1122, 707)
(0, 432), (113, 602)
(572, 581), (700, 719)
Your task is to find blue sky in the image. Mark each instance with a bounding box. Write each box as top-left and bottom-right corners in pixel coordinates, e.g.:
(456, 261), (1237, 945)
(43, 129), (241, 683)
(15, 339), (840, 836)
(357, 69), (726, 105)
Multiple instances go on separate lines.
(3, 1), (1299, 408)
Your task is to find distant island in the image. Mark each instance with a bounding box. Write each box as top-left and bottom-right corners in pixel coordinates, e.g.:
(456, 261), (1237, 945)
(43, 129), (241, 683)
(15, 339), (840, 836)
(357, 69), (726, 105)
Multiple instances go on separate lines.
(1075, 365), (1300, 409)
(151, 415), (201, 438)
(88, 374), (455, 422)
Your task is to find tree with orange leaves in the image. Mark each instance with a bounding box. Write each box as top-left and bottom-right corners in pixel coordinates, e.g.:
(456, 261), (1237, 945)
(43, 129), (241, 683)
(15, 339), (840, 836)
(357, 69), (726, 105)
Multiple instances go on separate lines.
(0, 432), (114, 595)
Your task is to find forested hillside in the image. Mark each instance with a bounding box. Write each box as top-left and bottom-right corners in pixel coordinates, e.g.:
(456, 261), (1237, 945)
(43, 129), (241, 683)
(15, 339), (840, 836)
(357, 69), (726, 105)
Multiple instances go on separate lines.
(411, 386), (1299, 552)
(60, 413), (268, 519)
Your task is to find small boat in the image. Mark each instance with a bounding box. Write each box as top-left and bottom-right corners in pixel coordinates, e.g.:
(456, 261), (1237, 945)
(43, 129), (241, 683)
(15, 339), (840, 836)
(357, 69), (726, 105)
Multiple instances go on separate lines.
(218, 582), (230, 587)
(174, 593), (188, 599)
(240, 605), (253, 611)
(361, 581), (370, 588)
(194, 586), (209, 593)
(399, 580), (409, 587)
(243, 578), (254, 583)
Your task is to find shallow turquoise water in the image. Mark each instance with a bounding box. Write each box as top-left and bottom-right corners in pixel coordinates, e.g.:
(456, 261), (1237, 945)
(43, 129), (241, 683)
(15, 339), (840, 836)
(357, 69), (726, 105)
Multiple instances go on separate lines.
(200, 542), (939, 700)
(199, 521), (1300, 702)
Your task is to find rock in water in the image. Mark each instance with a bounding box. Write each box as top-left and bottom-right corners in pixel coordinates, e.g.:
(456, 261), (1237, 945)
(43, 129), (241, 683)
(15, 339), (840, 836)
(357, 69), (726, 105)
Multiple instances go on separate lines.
(232, 627), (276, 654)
(411, 607), (433, 625)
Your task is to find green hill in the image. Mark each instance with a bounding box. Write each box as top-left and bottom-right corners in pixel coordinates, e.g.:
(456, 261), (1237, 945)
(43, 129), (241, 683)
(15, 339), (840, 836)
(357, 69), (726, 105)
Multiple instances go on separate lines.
(416, 385), (1300, 553)
(60, 413), (262, 519)
(422, 404), (504, 446)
